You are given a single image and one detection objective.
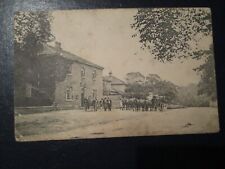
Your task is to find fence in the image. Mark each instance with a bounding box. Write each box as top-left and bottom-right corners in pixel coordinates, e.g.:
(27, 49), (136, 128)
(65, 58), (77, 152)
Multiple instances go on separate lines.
(15, 105), (74, 114)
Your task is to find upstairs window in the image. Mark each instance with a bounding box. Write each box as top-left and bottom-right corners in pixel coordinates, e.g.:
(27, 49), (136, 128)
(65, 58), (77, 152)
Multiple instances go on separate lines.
(81, 66), (85, 78)
(92, 70), (97, 80)
(66, 87), (74, 101)
(67, 65), (72, 75)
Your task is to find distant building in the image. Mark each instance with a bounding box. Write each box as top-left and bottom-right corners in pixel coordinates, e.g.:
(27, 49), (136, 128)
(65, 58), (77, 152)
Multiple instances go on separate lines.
(103, 72), (126, 108)
(126, 72), (145, 84)
(15, 42), (104, 109)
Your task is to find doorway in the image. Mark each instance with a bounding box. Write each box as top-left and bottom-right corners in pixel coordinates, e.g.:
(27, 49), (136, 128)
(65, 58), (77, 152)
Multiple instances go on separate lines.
(81, 92), (84, 107)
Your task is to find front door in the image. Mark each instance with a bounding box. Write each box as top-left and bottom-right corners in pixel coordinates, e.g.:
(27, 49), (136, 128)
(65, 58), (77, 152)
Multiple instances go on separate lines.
(81, 92), (84, 107)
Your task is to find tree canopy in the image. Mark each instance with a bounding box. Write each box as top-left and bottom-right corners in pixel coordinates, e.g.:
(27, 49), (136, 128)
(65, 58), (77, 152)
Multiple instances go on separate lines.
(194, 45), (217, 100)
(176, 84), (211, 107)
(14, 12), (73, 106)
(14, 12), (54, 85)
(131, 8), (212, 62)
(131, 8), (216, 100)
(14, 11), (54, 54)
(124, 73), (178, 103)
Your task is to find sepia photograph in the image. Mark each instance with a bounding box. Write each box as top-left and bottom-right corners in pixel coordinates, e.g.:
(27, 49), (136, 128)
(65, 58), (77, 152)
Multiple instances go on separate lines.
(14, 8), (219, 141)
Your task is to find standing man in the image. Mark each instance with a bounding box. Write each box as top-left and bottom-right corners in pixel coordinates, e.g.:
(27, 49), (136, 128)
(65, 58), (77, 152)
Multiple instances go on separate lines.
(152, 96), (157, 111)
(103, 97), (107, 111)
(134, 98), (137, 111)
(99, 98), (103, 110)
(93, 98), (98, 111)
(144, 99), (148, 111)
(109, 98), (112, 111)
(107, 97), (110, 111)
(84, 97), (88, 111)
(120, 98), (123, 110)
(87, 96), (91, 110)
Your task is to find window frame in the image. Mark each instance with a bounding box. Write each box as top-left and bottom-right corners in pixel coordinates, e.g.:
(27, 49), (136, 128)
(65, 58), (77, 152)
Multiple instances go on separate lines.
(65, 86), (74, 101)
(81, 66), (86, 78)
(66, 65), (73, 76)
(92, 69), (97, 81)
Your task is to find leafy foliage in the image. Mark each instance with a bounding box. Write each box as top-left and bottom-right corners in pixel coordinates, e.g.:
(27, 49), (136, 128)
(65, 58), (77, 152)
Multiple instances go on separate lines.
(14, 12), (55, 106)
(14, 12), (54, 84)
(153, 81), (178, 103)
(131, 8), (212, 62)
(124, 73), (178, 103)
(194, 45), (217, 100)
(14, 11), (54, 53)
(124, 83), (149, 99)
(176, 84), (210, 107)
(132, 8), (216, 101)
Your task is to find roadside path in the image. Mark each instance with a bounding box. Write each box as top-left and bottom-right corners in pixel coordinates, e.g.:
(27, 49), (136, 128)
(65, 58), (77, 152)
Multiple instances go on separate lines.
(15, 107), (219, 141)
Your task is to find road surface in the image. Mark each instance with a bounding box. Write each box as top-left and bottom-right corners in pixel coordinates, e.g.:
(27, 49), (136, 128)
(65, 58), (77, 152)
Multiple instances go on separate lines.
(15, 107), (219, 141)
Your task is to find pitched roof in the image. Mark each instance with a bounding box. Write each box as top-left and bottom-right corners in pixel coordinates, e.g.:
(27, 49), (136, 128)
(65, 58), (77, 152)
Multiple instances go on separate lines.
(111, 87), (125, 95)
(103, 76), (126, 85)
(39, 45), (104, 70)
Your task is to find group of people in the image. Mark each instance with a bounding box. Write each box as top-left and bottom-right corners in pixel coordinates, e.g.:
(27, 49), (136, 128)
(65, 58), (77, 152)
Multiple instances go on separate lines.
(119, 96), (167, 112)
(83, 96), (167, 112)
(83, 97), (112, 112)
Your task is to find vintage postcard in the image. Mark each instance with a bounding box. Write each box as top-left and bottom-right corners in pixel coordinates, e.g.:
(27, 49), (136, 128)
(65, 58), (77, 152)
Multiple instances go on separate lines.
(14, 8), (219, 141)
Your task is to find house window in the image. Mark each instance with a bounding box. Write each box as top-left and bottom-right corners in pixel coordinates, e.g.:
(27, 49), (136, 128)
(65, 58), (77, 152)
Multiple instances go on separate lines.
(92, 70), (97, 80)
(66, 87), (74, 101)
(81, 66), (85, 77)
(25, 83), (32, 98)
(67, 65), (72, 75)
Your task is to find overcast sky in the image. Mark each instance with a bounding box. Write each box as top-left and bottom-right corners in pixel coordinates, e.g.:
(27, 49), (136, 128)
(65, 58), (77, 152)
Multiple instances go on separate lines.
(50, 9), (213, 86)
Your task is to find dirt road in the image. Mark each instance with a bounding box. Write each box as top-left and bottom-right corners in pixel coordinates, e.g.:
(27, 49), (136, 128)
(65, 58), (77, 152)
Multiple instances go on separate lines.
(15, 107), (219, 141)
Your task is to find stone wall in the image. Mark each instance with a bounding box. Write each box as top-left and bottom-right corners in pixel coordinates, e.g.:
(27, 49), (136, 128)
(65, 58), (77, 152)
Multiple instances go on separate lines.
(15, 105), (74, 114)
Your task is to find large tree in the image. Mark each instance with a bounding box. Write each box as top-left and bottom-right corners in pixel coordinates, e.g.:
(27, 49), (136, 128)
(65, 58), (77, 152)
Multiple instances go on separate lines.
(14, 11), (54, 52)
(194, 44), (217, 100)
(124, 73), (178, 103)
(14, 12), (55, 106)
(131, 8), (212, 61)
(14, 11), (54, 84)
(131, 8), (216, 99)
(124, 83), (149, 99)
